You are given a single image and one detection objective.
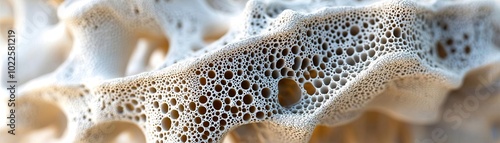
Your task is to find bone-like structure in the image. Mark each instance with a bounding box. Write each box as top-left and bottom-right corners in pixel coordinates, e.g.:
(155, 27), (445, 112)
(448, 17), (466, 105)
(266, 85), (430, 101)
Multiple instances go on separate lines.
(1, 0), (500, 143)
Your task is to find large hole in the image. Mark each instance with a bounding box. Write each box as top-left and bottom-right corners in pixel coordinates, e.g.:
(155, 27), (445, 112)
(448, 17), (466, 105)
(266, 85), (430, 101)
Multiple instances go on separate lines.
(161, 117), (172, 131)
(224, 71), (233, 79)
(10, 99), (68, 142)
(304, 82), (316, 95)
(261, 88), (271, 98)
(350, 25), (360, 36)
(222, 123), (271, 143)
(393, 27), (402, 38)
(161, 103), (169, 113)
(83, 121), (146, 143)
(213, 99), (222, 110)
(208, 70), (216, 78)
(243, 94), (253, 105)
(277, 78), (302, 107)
(171, 110), (179, 119)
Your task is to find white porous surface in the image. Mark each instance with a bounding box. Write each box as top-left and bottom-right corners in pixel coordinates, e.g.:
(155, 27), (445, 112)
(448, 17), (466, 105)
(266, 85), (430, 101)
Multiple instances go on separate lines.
(1, 0), (500, 143)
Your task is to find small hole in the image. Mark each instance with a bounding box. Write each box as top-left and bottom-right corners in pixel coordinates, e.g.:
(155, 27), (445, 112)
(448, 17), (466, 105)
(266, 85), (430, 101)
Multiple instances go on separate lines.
(208, 71), (216, 78)
(446, 39), (453, 45)
(464, 45), (471, 54)
(278, 78), (301, 107)
(436, 42), (447, 59)
(177, 22), (182, 29)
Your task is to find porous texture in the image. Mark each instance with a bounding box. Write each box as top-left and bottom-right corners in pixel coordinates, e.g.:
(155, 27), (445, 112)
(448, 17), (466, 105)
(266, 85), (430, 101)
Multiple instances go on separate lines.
(1, 0), (500, 143)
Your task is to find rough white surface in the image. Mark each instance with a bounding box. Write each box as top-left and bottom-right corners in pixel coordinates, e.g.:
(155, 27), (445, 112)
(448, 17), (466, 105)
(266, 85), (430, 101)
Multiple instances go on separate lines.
(1, 0), (500, 143)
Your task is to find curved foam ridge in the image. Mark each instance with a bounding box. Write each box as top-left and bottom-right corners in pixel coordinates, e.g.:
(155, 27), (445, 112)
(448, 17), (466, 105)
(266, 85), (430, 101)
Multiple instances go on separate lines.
(1, 0), (500, 142)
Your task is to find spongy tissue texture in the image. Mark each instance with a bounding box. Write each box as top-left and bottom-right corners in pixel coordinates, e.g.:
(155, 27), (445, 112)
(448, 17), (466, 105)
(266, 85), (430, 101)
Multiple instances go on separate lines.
(1, 0), (500, 143)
